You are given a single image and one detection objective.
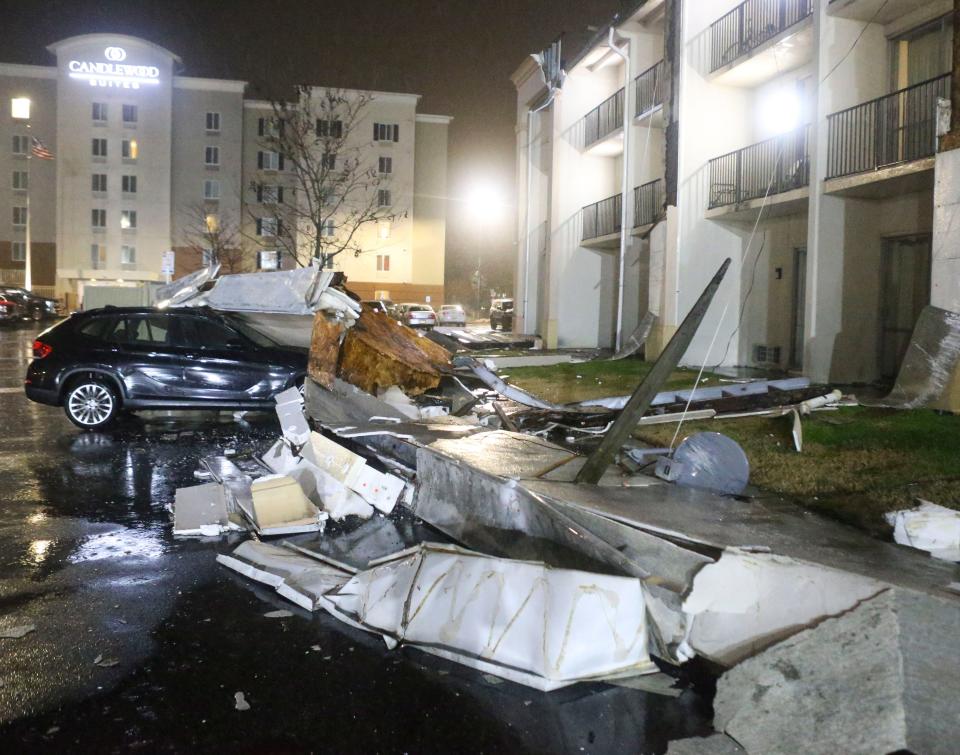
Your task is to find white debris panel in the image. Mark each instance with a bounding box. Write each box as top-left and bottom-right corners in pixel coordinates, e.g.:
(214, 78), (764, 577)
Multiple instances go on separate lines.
(218, 540), (657, 691)
(885, 500), (960, 562)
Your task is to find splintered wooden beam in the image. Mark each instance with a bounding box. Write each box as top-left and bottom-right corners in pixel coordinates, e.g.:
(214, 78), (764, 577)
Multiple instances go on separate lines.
(575, 257), (731, 485)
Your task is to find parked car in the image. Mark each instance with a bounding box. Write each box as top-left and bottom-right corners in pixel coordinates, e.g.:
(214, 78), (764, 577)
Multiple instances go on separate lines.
(490, 298), (514, 331)
(0, 293), (19, 324)
(0, 287), (61, 321)
(437, 304), (467, 327)
(362, 300), (391, 315)
(25, 307), (307, 430)
(397, 303), (437, 330)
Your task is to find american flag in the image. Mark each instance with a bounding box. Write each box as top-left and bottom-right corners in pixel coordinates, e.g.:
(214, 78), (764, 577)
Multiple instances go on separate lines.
(31, 137), (54, 160)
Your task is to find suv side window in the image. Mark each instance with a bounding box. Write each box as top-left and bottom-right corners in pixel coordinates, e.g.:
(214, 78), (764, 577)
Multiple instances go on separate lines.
(105, 315), (172, 345)
(184, 316), (243, 349)
(78, 316), (114, 340)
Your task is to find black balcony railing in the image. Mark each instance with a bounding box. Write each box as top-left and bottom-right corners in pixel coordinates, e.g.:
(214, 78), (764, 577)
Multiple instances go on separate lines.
(635, 61), (665, 118)
(584, 88), (625, 148)
(710, 0), (812, 73)
(582, 193), (622, 240)
(708, 125), (810, 209)
(826, 73), (950, 180)
(634, 179), (665, 227)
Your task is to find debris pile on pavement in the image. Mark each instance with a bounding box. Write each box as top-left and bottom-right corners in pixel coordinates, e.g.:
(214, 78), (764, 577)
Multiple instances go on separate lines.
(161, 259), (960, 750)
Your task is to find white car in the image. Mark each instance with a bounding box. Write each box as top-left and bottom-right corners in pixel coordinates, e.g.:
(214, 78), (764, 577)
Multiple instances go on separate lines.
(398, 303), (437, 329)
(438, 304), (466, 327)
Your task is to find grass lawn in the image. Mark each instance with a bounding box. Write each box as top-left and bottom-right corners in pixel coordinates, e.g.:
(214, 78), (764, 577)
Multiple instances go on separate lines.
(509, 359), (960, 535)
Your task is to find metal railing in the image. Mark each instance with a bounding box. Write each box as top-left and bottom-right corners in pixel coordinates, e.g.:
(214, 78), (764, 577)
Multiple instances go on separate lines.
(710, 0), (812, 72)
(0, 269), (26, 286)
(584, 88), (624, 148)
(826, 73), (950, 179)
(708, 125), (810, 209)
(634, 179), (665, 227)
(635, 61), (664, 118)
(582, 193), (623, 240)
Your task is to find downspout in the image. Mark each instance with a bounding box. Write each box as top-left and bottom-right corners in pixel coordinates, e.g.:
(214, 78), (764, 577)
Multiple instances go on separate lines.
(608, 28), (631, 352)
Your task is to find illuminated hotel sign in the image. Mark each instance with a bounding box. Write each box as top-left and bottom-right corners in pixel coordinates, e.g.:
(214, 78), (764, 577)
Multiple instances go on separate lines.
(67, 47), (160, 89)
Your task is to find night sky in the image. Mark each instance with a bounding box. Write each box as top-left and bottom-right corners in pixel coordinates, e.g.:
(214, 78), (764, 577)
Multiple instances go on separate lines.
(2, 0), (621, 296)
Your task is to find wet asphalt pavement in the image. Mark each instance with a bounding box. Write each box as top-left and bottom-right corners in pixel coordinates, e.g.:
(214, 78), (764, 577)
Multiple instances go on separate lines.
(0, 321), (713, 753)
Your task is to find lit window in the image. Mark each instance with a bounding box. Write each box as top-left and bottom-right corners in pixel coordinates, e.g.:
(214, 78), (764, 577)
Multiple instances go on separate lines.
(90, 243), (106, 268)
(13, 206), (27, 227)
(10, 98), (30, 120)
(257, 250), (279, 270)
(12, 170), (27, 191)
(205, 112), (221, 132)
(378, 189), (391, 207)
(120, 210), (137, 229)
(378, 156), (392, 174)
(11, 241), (26, 262)
(121, 139), (137, 160)
(12, 135), (29, 155)
(205, 214), (218, 232)
(121, 245), (136, 265)
(204, 146), (220, 166)
(92, 138), (107, 158)
(378, 221), (391, 239)
(376, 254), (390, 272)
(121, 175), (137, 194)
(122, 104), (138, 124)
(91, 209), (106, 229)
(373, 122), (399, 142)
(92, 173), (107, 193)
(203, 179), (221, 200)
(92, 102), (107, 123)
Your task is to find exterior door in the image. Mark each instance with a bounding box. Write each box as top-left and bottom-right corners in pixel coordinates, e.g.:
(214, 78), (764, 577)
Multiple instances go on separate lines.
(178, 315), (274, 401)
(879, 235), (932, 380)
(106, 313), (191, 399)
(790, 247), (807, 370)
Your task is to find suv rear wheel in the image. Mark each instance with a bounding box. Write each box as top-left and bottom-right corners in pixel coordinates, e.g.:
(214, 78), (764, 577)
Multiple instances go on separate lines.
(64, 377), (120, 430)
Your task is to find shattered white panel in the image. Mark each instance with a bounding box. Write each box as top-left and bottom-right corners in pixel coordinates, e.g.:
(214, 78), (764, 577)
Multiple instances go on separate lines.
(885, 501), (960, 562)
(302, 431), (367, 488)
(274, 387), (310, 447)
(172, 482), (232, 536)
(681, 549), (885, 666)
(155, 263), (220, 308)
(248, 475), (327, 535)
(207, 267), (332, 315)
(351, 464), (404, 514)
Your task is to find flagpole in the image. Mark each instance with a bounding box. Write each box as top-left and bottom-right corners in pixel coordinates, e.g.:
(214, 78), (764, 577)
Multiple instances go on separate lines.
(24, 121), (32, 292)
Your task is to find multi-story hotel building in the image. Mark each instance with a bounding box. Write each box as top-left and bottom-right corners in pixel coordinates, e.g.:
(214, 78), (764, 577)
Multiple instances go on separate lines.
(0, 33), (450, 309)
(513, 0), (953, 384)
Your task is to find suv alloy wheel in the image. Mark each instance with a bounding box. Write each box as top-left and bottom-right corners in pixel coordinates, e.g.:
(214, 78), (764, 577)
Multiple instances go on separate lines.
(64, 378), (120, 430)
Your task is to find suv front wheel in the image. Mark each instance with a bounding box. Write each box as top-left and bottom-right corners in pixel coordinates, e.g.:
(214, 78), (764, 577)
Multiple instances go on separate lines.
(64, 378), (120, 430)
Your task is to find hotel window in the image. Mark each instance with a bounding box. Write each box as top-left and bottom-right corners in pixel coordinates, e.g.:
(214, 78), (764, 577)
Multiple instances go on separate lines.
(92, 138), (107, 159)
(257, 184), (283, 204)
(92, 102), (107, 123)
(378, 189), (391, 207)
(12, 170), (27, 191)
(256, 217), (278, 237)
(890, 15), (953, 89)
(257, 117), (284, 137)
(378, 156), (393, 174)
(90, 243), (106, 268)
(257, 150), (283, 171)
(201, 248), (214, 266)
(122, 175), (137, 194)
(12, 135), (29, 155)
(373, 122), (399, 142)
(122, 104), (138, 124)
(13, 206), (27, 227)
(321, 219), (335, 237)
(91, 209), (106, 229)
(204, 146), (220, 166)
(203, 179), (221, 200)
(11, 241), (26, 262)
(257, 250), (279, 270)
(376, 254), (390, 272)
(206, 111), (221, 132)
(316, 118), (343, 138)
(121, 139), (138, 160)
(321, 153), (336, 170)
(121, 245), (136, 265)
(92, 173), (107, 193)
(121, 210), (137, 229)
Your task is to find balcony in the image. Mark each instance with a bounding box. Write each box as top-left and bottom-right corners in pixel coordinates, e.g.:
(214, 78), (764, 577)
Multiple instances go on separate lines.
(583, 88), (624, 154)
(634, 61), (664, 121)
(634, 179), (665, 228)
(710, 0), (814, 86)
(708, 125), (810, 214)
(827, 0), (931, 24)
(582, 193), (622, 245)
(825, 73), (949, 196)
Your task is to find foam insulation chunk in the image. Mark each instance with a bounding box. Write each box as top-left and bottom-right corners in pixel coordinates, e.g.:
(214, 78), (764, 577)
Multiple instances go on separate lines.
(885, 500), (960, 562)
(308, 313), (344, 389)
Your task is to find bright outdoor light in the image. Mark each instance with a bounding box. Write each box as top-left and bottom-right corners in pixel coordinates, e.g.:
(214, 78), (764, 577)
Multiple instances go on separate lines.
(468, 183), (502, 219)
(11, 97), (31, 119)
(759, 88), (801, 136)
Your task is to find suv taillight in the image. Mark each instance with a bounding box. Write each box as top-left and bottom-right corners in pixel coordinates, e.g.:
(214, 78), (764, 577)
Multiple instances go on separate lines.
(32, 340), (52, 359)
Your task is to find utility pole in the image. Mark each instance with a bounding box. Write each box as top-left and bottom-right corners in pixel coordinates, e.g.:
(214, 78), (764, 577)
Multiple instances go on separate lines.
(24, 119), (32, 292)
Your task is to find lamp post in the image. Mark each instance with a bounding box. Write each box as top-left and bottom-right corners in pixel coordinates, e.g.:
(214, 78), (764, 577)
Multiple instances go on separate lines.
(11, 97), (31, 291)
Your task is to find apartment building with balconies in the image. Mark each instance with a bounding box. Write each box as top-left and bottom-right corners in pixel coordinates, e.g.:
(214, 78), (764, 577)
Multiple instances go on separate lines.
(513, 0), (952, 384)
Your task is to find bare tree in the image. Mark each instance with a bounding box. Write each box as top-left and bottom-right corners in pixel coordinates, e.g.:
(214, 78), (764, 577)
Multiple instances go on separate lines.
(181, 204), (246, 274)
(251, 86), (405, 268)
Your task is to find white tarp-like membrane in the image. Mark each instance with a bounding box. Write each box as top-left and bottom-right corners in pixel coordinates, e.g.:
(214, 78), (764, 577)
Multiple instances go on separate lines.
(206, 267), (333, 315)
(218, 540), (656, 691)
(155, 263), (220, 308)
(885, 500), (960, 562)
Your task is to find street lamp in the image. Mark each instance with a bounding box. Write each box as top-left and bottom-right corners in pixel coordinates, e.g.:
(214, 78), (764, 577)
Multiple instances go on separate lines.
(467, 183), (502, 320)
(11, 97), (32, 291)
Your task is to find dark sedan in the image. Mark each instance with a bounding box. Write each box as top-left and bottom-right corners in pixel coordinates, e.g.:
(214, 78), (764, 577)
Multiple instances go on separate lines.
(1, 286), (61, 321)
(25, 306), (307, 429)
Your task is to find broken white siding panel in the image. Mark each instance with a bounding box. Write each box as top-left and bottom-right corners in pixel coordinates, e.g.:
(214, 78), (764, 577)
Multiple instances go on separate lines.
(885, 501), (960, 562)
(681, 549), (885, 667)
(172, 482), (232, 535)
(274, 386), (311, 447)
(247, 475), (327, 535)
(302, 431), (367, 488)
(351, 465), (404, 514)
